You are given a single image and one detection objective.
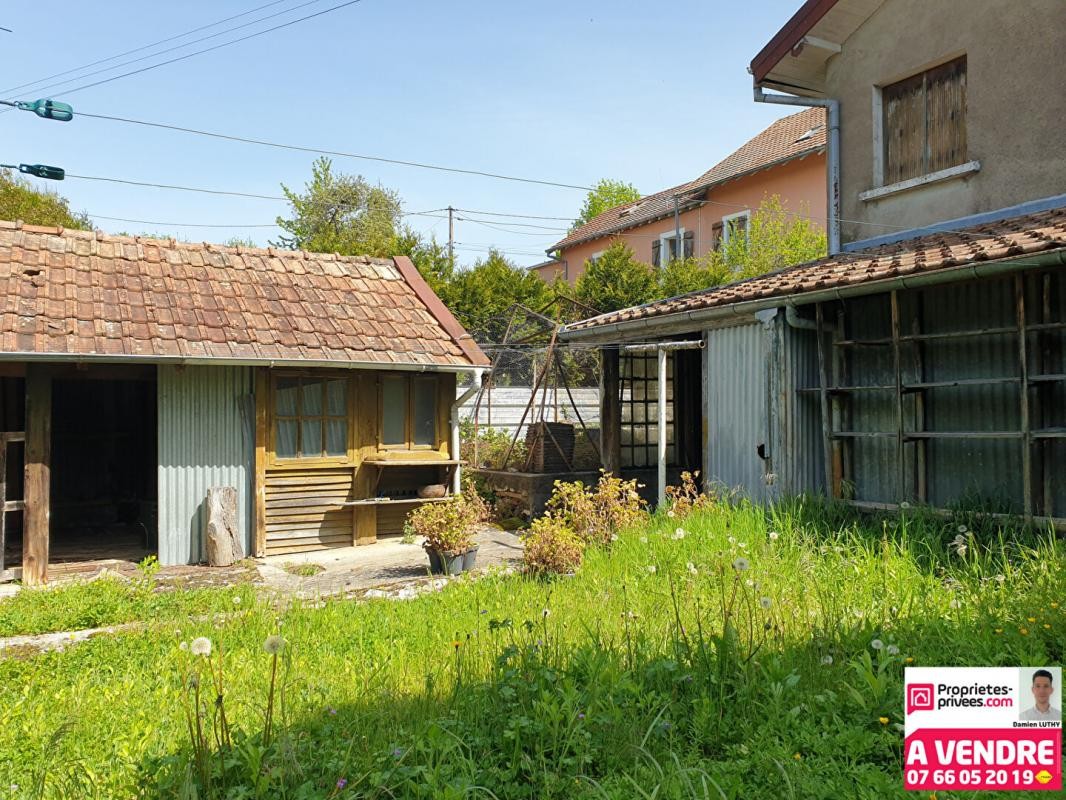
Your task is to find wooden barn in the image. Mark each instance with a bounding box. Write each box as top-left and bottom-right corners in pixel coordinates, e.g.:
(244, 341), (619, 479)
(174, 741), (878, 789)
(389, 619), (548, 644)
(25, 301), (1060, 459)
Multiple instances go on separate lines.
(0, 221), (487, 584)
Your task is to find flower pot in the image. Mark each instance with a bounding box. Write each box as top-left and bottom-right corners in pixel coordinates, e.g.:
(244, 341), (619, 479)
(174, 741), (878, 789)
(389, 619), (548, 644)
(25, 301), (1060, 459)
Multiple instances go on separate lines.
(425, 546), (443, 574)
(462, 544), (479, 572)
(425, 545), (479, 575)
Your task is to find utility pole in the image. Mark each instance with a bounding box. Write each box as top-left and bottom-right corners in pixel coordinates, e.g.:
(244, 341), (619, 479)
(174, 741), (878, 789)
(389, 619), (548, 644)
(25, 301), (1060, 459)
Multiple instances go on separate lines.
(447, 206), (455, 267)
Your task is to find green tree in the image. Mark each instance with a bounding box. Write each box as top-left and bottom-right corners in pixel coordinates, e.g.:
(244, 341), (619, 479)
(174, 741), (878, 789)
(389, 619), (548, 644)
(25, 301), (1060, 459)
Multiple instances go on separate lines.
(0, 169), (91, 229)
(574, 241), (656, 313)
(447, 249), (552, 335)
(274, 157), (401, 256)
(571, 178), (641, 231)
(392, 226), (454, 298)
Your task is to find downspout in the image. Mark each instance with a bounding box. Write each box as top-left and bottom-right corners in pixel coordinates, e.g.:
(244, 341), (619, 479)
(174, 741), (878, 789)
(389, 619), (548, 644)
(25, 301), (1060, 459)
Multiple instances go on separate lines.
(451, 368), (486, 495)
(753, 83), (841, 255)
(784, 304), (818, 330)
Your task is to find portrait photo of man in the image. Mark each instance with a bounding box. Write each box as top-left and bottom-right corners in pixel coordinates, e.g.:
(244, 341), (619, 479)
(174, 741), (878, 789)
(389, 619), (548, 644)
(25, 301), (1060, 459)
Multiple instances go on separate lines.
(1019, 669), (1061, 721)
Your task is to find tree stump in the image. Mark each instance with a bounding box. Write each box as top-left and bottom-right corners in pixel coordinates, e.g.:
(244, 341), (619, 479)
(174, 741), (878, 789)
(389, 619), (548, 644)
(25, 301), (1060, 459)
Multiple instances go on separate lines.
(205, 486), (243, 567)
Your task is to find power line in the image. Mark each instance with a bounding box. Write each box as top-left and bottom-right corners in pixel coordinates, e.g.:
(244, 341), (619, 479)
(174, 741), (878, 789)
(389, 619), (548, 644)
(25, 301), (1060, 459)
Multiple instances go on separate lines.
(34, 0), (368, 99)
(4, 0), (330, 103)
(454, 207), (575, 222)
(0, 0), (301, 97)
(90, 214), (279, 229)
(70, 110), (593, 192)
(458, 217), (569, 236)
(66, 172), (287, 201)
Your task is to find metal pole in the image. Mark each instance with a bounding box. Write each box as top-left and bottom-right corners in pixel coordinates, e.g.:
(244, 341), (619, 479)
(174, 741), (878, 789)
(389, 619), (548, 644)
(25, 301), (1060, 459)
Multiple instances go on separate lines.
(657, 345), (667, 507)
(673, 195), (681, 264)
(447, 206), (455, 267)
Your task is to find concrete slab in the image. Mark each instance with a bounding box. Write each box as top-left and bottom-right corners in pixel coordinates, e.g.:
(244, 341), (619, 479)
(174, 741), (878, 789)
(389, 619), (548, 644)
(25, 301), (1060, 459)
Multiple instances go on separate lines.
(257, 525), (523, 598)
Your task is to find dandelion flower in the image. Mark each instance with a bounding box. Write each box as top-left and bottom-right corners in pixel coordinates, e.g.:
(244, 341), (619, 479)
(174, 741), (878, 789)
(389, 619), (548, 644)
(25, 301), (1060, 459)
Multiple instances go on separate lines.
(870, 639), (884, 651)
(673, 527), (686, 540)
(1051, 602), (1060, 609)
(886, 644), (900, 656)
(793, 753), (802, 761)
(760, 597), (772, 610)
(1043, 623), (1051, 629)
(190, 637), (212, 657)
(646, 565), (657, 574)
(768, 531), (780, 541)
(686, 562), (698, 575)
(732, 557), (750, 572)
(879, 716), (889, 726)
(263, 635), (286, 655)
(821, 655), (833, 666)
(452, 640), (462, 649)
(994, 628), (1003, 634)
(1027, 616), (1037, 623)
(905, 657), (914, 664)
(1019, 627), (1029, 636)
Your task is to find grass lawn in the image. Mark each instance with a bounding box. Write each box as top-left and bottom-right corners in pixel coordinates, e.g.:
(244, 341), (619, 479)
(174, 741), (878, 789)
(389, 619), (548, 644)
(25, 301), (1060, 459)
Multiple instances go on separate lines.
(0, 499), (1062, 799)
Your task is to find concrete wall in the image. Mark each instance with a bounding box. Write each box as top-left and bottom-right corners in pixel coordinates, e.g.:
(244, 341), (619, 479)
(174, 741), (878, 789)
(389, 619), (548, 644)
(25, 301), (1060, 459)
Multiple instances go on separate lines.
(157, 365), (254, 565)
(827, 0), (1066, 242)
(557, 154), (827, 285)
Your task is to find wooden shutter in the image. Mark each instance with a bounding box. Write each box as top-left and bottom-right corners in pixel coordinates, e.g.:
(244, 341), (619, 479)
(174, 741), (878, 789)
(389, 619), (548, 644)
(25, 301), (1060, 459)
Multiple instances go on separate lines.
(883, 56), (966, 184)
(651, 239), (661, 267)
(683, 230), (694, 259)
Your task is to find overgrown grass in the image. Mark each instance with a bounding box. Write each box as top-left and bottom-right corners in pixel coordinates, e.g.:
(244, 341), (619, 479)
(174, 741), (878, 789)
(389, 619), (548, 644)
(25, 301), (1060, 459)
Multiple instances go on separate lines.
(0, 578), (256, 638)
(0, 499), (1062, 799)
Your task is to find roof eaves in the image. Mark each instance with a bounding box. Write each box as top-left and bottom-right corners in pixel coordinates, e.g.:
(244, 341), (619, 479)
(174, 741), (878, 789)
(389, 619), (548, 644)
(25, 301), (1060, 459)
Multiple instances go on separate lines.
(551, 190), (705, 253)
(750, 0), (842, 83)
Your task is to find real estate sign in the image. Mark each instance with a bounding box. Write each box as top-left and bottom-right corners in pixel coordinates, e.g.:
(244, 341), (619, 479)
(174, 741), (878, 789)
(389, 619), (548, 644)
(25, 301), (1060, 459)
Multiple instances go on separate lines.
(904, 667), (1062, 791)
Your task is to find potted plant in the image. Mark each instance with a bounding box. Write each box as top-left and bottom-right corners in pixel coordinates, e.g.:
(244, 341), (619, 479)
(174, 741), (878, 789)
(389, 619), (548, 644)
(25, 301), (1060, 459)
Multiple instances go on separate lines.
(405, 493), (483, 575)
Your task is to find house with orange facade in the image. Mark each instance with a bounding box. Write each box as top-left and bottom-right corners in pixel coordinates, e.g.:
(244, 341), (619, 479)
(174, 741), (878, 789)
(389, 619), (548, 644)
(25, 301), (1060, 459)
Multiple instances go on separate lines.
(541, 108), (828, 285)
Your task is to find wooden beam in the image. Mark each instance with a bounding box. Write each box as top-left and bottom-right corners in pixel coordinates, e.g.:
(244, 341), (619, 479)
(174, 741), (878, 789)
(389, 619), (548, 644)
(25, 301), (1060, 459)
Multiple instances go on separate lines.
(254, 368), (268, 557)
(1016, 275), (1032, 518)
(600, 347), (621, 477)
(23, 366), (51, 585)
(911, 298), (928, 503)
(890, 291), (905, 502)
(354, 373), (377, 545)
(815, 303), (834, 497)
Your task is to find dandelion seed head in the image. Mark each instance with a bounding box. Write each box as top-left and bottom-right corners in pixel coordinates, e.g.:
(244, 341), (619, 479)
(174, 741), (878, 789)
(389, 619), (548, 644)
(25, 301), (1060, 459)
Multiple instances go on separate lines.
(190, 637), (212, 657)
(870, 639), (884, 650)
(686, 562), (698, 575)
(820, 655), (833, 666)
(639, 536), (648, 544)
(957, 524), (968, 534)
(646, 565), (657, 574)
(759, 597), (772, 610)
(263, 635), (286, 655)
(673, 527), (686, 540)
(732, 557), (750, 572)
(232, 595), (242, 605)
(768, 531), (780, 541)
(666, 510), (675, 518)
(887, 644), (900, 656)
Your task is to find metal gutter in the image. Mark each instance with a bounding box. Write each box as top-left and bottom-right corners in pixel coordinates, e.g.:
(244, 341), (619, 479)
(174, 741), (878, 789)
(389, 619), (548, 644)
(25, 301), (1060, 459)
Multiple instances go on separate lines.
(0, 351), (484, 374)
(559, 248), (1066, 344)
(750, 0), (842, 83)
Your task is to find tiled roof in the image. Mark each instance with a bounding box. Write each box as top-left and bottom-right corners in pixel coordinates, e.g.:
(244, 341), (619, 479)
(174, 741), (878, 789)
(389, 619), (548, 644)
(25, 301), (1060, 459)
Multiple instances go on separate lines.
(0, 221), (488, 367)
(563, 208), (1066, 334)
(550, 108), (826, 252)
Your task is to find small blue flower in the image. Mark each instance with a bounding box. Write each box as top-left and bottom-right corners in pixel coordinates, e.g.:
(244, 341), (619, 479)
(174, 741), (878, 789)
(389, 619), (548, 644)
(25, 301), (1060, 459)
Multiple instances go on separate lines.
(336, 778), (348, 790)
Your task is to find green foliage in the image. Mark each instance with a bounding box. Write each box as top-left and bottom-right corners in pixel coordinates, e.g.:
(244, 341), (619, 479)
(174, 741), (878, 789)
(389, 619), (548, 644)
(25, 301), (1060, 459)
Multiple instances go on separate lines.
(0, 503), (1062, 798)
(444, 248), (552, 333)
(0, 168), (91, 229)
(544, 472), (648, 546)
(721, 194), (827, 280)
(274, 157), (402, 256)
(572, 178), (642, 231)
(458, 418), (526, 470)
(392, 225), (454, 296)
(574, 241), (656, 313)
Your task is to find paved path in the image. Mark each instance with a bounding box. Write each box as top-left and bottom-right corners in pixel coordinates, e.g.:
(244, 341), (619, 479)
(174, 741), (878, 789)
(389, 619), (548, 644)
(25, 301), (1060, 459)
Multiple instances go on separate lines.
(256, 526), (523, 598)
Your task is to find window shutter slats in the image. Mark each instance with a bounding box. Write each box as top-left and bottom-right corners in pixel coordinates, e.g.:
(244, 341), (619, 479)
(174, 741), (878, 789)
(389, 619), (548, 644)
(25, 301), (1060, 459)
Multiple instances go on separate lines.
(683, 230), (694, 259)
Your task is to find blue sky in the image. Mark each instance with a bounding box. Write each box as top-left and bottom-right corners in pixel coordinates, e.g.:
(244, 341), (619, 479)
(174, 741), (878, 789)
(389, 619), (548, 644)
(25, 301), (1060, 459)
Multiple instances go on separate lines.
(1, 0), (803, 267)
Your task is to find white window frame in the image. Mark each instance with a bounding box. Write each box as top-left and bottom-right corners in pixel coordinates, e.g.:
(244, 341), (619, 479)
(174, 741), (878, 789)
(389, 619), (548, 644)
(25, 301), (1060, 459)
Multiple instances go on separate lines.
(589, 249), (605, 264)
(721, 211), (750, 245)
(657, 227), (686, 264)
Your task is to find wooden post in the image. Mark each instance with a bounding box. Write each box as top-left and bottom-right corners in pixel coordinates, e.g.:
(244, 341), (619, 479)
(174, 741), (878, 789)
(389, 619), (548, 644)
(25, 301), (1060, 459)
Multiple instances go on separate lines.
(911, 299), (928, 503)
(600, 347), (621, 476)
(1016, 275), (1032, 518)
(253, 368), (268, 557)
(23, 366), (51, 585)
(353, 373), (377, 545)
(815, 304), (835, 497)
(890, 291), (905, 502)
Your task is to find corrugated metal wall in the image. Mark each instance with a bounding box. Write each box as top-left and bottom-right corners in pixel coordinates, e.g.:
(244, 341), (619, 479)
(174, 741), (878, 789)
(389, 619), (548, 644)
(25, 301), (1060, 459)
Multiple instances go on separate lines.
(779, 315), (825, 496)
(704, 322), (769, 499)
(157, 366), (254, 565)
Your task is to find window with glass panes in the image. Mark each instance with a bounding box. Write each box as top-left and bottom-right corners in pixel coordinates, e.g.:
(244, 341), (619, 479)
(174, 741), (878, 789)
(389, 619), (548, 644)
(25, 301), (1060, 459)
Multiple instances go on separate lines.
(619, 353), (675, 468)
(273, 376), (349, 459)
(380, 375), (438, 449)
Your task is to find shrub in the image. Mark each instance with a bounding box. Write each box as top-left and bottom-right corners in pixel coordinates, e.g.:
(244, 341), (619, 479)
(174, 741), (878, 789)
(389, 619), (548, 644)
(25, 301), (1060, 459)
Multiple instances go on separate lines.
(544, 471), (647, 545)
(405, 483), (488, 556)
(664, 470), (716, 519)
(521, 515), (585, 576)
(459, 419), (527, 470)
